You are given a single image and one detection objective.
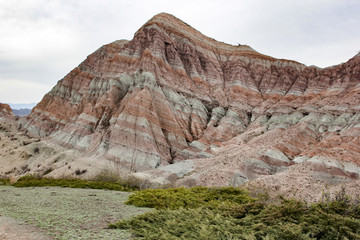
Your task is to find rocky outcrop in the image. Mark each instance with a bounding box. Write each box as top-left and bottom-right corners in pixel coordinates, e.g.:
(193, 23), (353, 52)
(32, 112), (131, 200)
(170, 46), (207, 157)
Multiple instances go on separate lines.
(20, 13), (360, 193)
(0, 103), (15, 127)
(0, 103), (14, 117)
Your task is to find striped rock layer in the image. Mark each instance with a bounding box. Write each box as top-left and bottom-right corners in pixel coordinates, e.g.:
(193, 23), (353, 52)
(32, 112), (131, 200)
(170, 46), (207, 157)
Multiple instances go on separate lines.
(23, 13), (360, 183)
(0, 103), (14, 122)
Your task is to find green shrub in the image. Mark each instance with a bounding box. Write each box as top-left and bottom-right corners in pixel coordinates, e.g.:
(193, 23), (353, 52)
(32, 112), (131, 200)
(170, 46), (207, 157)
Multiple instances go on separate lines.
(109, 207), (245, 240)
(239, 198), (360, 239)
(13, 175), (138, 192)
(112, 191), (360, 240)
(0, 178), (10, 185)
(125, 187), (255, 209)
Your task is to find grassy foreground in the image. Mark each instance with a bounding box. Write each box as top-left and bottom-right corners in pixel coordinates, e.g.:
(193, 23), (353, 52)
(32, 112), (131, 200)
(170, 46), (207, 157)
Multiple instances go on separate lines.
(110, 187), (360, 240)
(2, 176), (360, 239)
(0, 175), (145, 239)
(0, 185), (150, 239)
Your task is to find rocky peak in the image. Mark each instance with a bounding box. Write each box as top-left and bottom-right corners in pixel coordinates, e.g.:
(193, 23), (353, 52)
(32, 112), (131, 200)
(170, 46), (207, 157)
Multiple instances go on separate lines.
(139, 13), (256, 51)
(138, 13), (303, 65)
(18, 13), (360, 192)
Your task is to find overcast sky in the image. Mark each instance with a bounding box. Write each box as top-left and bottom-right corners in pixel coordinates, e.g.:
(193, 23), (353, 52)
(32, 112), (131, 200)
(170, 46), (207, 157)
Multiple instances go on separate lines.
(0, 0), (359, 104)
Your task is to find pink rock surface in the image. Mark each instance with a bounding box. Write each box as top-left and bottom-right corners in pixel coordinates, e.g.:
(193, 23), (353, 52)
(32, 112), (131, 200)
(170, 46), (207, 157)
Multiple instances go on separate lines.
(21, 13), (360, 195)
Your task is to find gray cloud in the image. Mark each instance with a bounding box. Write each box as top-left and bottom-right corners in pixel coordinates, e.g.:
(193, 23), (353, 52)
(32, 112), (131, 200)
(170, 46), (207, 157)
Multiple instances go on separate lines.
(0, 0), (359, 103)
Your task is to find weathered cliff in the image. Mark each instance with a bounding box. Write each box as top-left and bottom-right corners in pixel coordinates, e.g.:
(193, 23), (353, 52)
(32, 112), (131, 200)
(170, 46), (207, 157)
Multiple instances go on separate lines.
(19, 13), (360, 194)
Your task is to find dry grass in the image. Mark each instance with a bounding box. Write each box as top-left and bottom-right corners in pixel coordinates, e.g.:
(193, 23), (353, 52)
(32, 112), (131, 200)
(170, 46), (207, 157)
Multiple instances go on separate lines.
(0, 185), (150, 239)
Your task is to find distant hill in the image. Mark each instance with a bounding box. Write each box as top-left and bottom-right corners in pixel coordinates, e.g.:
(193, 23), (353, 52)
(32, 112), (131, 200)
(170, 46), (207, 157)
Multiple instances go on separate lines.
(7, 102), (37, 109)
(5, 102), (37, 116)
(12, 108), (32, 116)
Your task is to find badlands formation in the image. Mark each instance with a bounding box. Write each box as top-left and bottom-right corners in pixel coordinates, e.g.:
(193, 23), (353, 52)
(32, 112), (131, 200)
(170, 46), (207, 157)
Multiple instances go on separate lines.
(1, 13), (360, 201)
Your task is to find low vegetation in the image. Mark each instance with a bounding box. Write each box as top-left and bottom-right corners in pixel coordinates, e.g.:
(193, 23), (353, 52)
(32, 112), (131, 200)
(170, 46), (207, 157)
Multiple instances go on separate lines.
(0, 185), (149, 239)
(12, 175), (138, 192)
(3, 174), (360, 239)
(110, 187), (360, 240)
(0, 177), (10, 185)
(125, 187), (255, 209)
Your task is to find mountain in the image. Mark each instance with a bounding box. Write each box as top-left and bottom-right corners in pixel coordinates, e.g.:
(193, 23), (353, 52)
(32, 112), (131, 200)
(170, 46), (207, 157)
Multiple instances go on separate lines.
(7, 103), (37, 110)
(5, 103), (36, 116)
(14, 13), (360, 200)
(12, 108), (32, 116)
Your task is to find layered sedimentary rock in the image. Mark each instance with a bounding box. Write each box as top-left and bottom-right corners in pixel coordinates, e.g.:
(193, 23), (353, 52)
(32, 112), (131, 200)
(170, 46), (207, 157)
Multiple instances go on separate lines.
(0, 103), (14, 117)
(22, 13), (360, 191)
(0, 103), (15, 124)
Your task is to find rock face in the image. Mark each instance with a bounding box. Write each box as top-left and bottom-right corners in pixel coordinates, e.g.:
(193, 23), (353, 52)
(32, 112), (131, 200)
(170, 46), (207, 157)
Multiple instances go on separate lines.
(0, 103), (15, 124)
(0, 103), (14, 117)
(21, 13), (360, 194)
